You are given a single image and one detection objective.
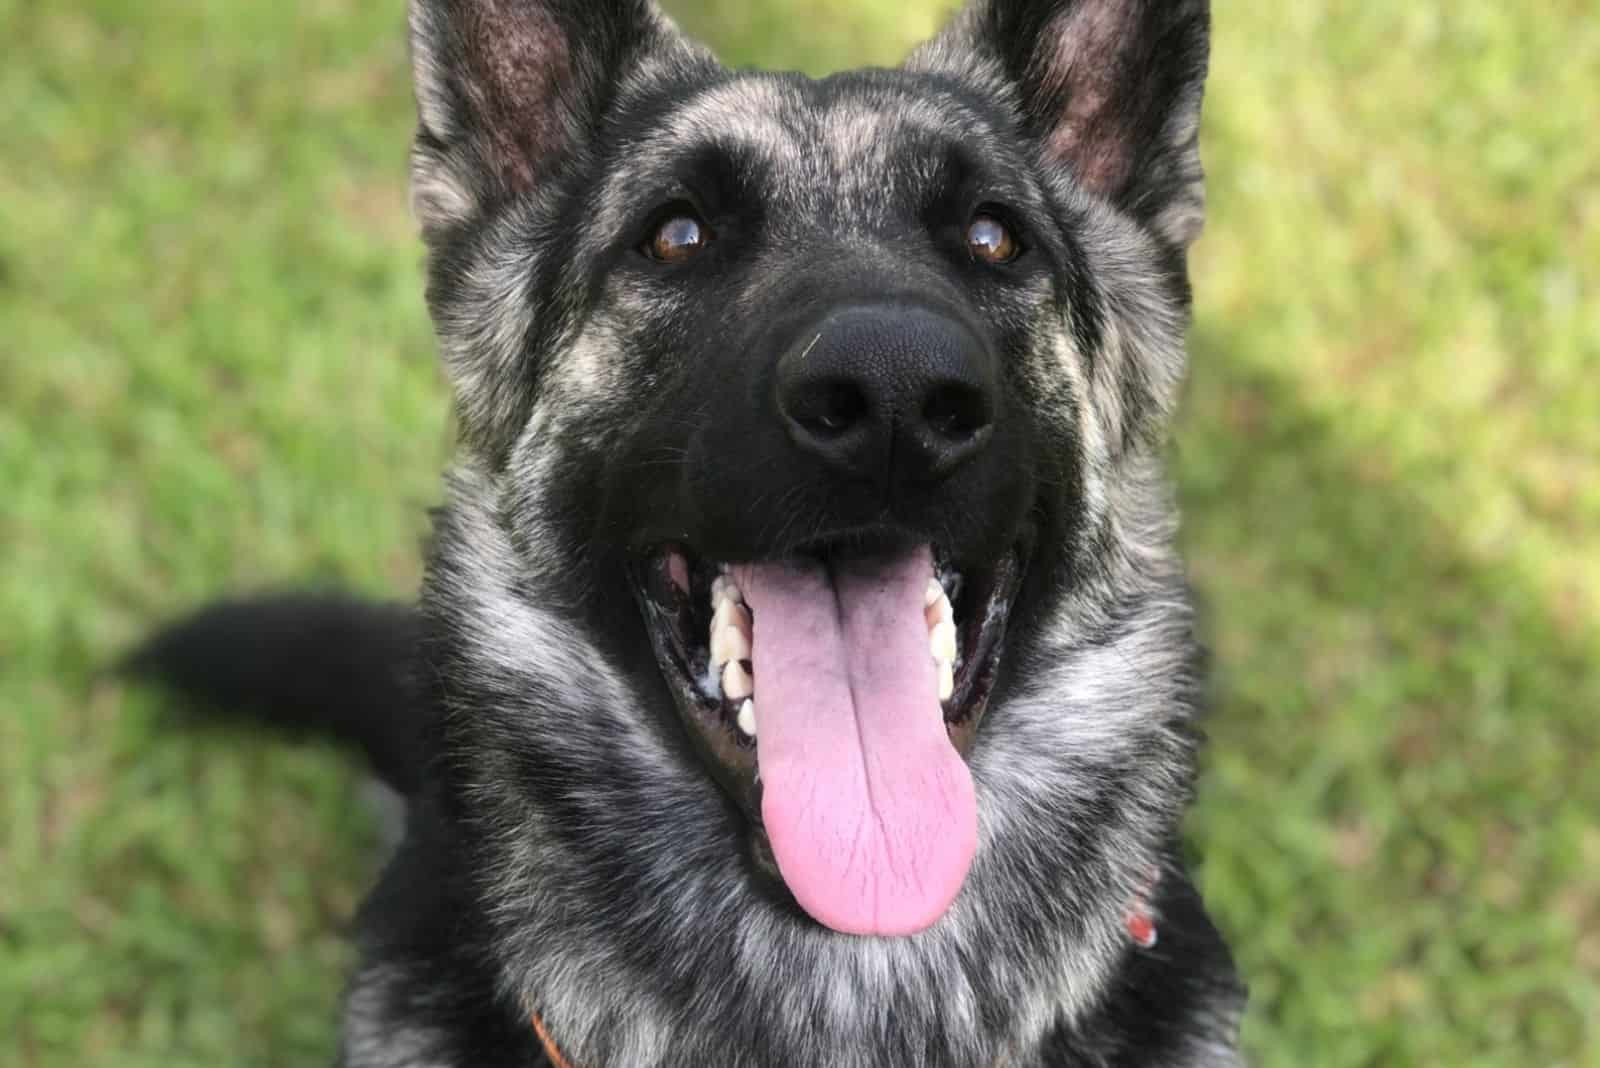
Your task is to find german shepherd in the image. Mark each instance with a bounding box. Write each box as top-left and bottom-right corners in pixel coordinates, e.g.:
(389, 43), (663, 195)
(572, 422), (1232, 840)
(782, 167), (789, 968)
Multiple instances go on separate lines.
(131, 0), (1246, 1063)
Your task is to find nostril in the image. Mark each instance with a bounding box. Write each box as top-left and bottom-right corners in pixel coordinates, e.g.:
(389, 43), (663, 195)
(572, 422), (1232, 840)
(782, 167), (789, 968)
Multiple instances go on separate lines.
(777, 306), (998, 482)
(789, 380), (869, 440)
(922, 383), (991, 442)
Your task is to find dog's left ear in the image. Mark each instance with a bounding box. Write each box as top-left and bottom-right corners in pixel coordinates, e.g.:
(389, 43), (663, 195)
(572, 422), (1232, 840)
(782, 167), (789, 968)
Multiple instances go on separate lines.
(912, 0), (1210, 249)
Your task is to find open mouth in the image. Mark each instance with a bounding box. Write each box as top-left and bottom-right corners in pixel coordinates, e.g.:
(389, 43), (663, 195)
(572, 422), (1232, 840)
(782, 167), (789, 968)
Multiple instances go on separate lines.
(631, 534), (1027, 936)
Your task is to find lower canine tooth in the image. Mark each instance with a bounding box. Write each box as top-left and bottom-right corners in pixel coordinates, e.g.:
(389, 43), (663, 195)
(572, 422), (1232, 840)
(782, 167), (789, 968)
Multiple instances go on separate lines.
(737, 699), (757, 738)
(722, 659), (754, 701)
(937, 659), (955, 702)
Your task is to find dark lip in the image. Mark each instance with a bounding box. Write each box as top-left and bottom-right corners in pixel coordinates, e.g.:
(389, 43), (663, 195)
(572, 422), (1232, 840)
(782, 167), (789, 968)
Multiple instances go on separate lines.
(627, 529), (1033, 843)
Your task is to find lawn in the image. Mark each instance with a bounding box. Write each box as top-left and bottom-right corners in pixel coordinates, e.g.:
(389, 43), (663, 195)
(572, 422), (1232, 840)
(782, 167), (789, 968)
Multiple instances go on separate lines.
(2, 0), (1596, 1065)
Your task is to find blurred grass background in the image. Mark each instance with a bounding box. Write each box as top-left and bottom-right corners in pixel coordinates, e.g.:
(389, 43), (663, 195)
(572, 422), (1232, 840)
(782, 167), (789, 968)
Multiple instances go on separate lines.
(1, 0), (1596, 1064)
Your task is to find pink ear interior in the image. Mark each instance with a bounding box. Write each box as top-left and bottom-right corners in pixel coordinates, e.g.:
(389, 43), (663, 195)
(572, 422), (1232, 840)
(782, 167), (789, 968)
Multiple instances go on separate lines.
(1038, 0), (1145, 197)
(457, 2), (575, 191)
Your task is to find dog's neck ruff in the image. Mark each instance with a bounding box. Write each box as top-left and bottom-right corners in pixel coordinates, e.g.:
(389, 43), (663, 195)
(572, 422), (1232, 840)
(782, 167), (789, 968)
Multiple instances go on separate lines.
(526, 888), (1161, 1067)
(429, 466), (1200, 1066)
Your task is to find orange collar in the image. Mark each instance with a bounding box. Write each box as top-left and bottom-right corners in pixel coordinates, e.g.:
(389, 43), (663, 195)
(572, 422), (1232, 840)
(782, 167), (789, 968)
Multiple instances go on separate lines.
(530, 1009), (575, 1068)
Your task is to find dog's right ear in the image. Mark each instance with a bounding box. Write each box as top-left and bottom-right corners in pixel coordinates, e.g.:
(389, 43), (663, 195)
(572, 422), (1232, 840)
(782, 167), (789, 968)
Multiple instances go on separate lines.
(408, 0), (694, 240)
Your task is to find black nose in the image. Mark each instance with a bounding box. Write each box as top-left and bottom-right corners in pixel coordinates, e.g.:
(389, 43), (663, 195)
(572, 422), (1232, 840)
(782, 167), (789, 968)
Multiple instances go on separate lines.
(776, 305), (996, 486)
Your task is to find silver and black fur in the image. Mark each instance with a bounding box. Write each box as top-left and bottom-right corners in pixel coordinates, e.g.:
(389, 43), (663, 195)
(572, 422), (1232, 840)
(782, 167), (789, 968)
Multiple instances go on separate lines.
(131, 0), (1246, 1064)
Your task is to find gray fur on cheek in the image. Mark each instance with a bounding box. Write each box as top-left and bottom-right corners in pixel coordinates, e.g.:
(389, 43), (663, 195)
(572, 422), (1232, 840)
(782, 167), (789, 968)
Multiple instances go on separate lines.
(428, 214), (544, 452)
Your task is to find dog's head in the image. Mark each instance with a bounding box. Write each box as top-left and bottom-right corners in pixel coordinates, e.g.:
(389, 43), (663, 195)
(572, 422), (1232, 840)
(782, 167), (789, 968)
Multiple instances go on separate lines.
(414, 0), (1210, 1059)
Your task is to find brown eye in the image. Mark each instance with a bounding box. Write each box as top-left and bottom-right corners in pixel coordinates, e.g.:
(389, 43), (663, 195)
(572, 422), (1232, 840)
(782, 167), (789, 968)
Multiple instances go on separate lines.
(647, 213), (709, 262)
(966, 213), (1019, 264)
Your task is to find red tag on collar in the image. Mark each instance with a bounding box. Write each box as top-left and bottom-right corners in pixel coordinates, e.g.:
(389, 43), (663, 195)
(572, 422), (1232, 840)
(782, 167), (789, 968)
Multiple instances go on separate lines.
(1125, 906), (1158, 949)
(1124, 868), (1159, 948)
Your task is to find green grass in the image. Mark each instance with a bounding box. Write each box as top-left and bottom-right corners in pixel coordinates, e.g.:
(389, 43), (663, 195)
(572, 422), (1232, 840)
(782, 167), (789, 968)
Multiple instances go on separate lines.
(1, 1), (1595, 1064)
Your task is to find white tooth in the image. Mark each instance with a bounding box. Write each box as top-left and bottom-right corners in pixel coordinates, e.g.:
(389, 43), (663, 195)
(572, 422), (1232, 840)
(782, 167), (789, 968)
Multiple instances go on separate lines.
(709, 601), (751, 664)
(925, 577), (944, 606)
(722, 659), (754, 701)
(930, 619), (958, 664)
(926, 593), (953, 628)
(737, 698), (757, 738)
(711, 574), (743, 607)
(937, 659), (955, 702)
(710, 597), (749, 642)
(710, 614), (752, 666)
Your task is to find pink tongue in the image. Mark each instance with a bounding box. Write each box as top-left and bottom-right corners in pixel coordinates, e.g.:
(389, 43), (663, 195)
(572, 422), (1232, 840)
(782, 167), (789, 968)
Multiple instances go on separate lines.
(732, 545), (976, 936)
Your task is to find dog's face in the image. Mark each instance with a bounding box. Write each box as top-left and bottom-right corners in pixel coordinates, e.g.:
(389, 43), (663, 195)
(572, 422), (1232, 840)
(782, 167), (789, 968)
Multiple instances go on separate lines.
(412, 0), (1210, 1061)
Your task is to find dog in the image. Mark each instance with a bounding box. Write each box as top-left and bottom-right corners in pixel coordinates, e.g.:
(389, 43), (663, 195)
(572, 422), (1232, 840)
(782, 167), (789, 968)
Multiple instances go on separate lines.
(130, 0), (1246, 1063)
